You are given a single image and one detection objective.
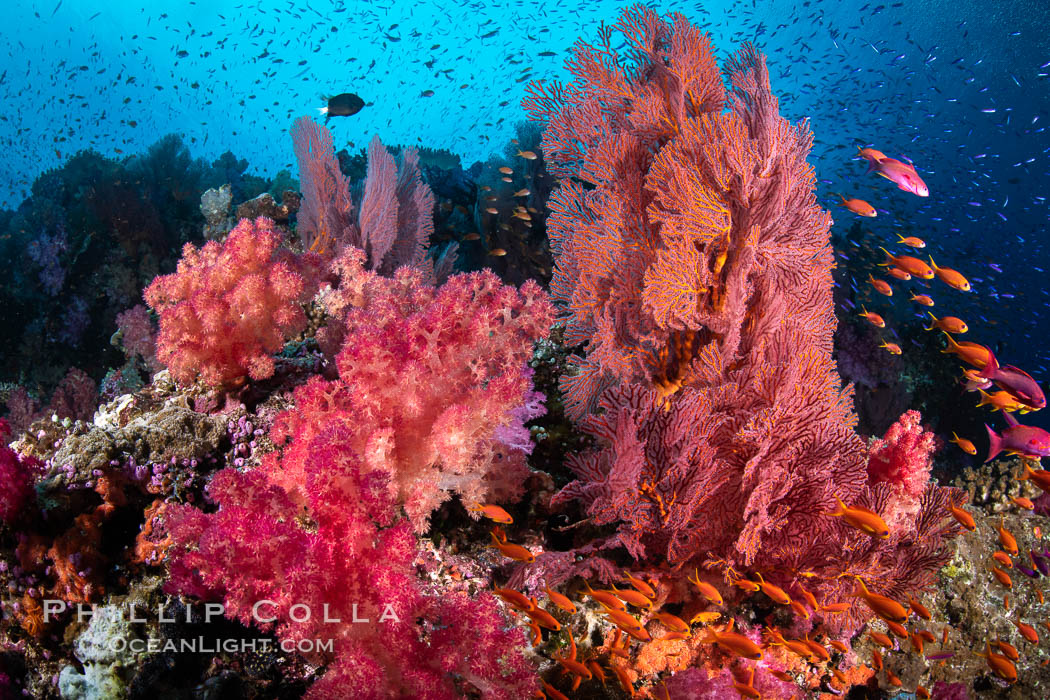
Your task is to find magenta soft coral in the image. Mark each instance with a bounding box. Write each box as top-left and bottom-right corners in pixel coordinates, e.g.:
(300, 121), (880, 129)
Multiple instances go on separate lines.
(144, 216), (321, 387)
(163, 391), (538, 699)
(0, 419), (41, 525)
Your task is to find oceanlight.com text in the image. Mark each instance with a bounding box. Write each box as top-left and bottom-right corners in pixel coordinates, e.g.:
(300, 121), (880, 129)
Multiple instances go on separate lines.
(109, 636), (335, 654)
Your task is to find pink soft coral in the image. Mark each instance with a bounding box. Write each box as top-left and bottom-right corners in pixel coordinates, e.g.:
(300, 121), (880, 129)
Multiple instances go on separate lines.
(867, 409), (936, 500)
(277, 247), (554, 531)
(144, 216), (321, 387)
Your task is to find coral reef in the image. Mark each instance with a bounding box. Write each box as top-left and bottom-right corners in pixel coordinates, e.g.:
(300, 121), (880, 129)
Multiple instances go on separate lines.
(0, 5), (1036, 699)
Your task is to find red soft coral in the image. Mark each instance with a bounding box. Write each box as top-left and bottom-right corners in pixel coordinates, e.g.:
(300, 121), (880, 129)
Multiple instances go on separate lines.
(143, 216), (321, 387)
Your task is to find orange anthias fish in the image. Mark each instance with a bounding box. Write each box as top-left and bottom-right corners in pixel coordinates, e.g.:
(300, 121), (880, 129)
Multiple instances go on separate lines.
(995, 639), (1020, 661)
(879, 340), (902, 355)
(868, 273), (893, 296)
(880, 247), (934, 279)
(857, 145), (888, 165)
(489, 531), (535, 563)
(868, 630), (893, 649)
(945, 501), (976, 531)
(859, 306), (885, 328)
(1017, 462), (1050, 493)
(494, 587), (534, 611)
(976, 641), (1018, 683)
(887, 266), (912, 280)
(1011, 496), (1035, 510)
(544, 586), (576, 614)
(949, 432), (977, 455)
(827, 496), (890, 538)
(929, 257), (971, 291)
(991, 565), (1013, 589)
(609, 584), (653, 610)
(583, 582), (627, 611)
(977, 390), (1028, 413)
(998, 517), (1019, 556)
(908, 596), (932, 621)
(468, 503), (513, 523)
(910, 292), (935, 307)
(1013, 618), (1040, 644)
(896, 233), (926, 248)
(851, 578), (908, 623)
(691, 611), (722, 625)
(732, 668), (761, 699)
(837, 194), (877, 217)
(688, 568), (723, 605)
(753, 573), (792, 605)
(765, 628), (815, 661)
(702, 619), (763, 659)
(925, 312), (968, 334)
(622, 571), (656, 599)
(651, 611), (689, 634)
(941, 333), (992, 368)
(992, 551), (1013, 568)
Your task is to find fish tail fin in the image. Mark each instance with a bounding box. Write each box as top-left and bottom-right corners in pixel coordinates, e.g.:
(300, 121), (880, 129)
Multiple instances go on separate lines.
(1003, 410), (1020, 428)
(317, 106), (328, 115)
(827, 496), (846, 517)
(978, 348), (1000, 380)
(940, 331), (960, 353)
(976, 389), (992, 407)
(985, 424), (1003, 463)
(878, 246), (894, 265)
(924, 312), (939, 331)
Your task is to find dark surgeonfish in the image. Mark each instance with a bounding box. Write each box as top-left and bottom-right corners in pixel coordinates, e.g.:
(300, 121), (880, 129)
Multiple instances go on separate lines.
(318, 92), (365, 123)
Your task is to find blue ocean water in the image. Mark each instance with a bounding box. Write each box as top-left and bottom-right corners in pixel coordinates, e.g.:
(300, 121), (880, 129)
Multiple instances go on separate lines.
(1, 0), (1047, 427)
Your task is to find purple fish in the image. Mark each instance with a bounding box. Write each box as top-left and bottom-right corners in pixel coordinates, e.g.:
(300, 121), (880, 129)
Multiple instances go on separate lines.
(980, 349), (1046, 409)
(1016, 564), (1040, 578)
(1030, 550), (1050, 577)
(986, 412), (1050, 462)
